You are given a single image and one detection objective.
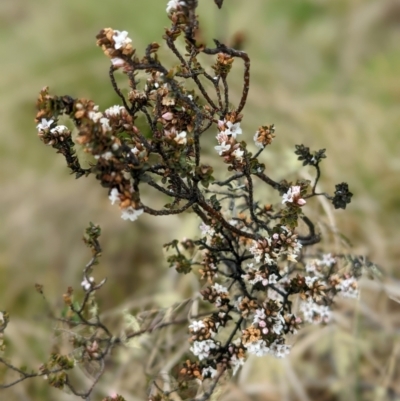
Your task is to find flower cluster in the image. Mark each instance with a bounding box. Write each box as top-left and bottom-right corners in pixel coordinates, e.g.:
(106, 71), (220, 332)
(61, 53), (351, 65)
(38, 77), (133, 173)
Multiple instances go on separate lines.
(214, 115), (245, 164)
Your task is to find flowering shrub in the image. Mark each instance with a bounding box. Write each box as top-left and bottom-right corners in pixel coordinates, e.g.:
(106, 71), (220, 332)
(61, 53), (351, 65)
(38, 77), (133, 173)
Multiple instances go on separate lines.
(1, 1), (365, 400)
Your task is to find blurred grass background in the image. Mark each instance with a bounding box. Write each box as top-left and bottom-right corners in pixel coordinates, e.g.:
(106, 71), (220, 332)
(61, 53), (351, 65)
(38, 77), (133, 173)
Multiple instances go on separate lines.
(1, 0), (400, 400)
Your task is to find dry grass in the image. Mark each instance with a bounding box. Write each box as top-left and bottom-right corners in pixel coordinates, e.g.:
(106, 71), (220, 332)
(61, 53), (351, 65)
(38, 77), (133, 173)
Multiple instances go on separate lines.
(1, 0), (400, 400)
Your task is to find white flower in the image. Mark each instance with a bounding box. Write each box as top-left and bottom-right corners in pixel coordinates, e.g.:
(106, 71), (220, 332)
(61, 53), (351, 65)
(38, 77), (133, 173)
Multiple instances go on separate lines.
(190, 339), (216, 361)
(300, 299), (331, 324)
(249, 241), (262, 263)
(336, 277), (359, 299)
(244, 339), (269, 357)
(226, 121), (242, 138)
(230, 354), (246, 375)
(113, 30), (132, 50)
(272, 319), (284, 335)
(202, 366), (217, 379)
(50, 125), (69, 135)
(317, 253), (336, 267)
(199, 222), (215, 237)
(305, 276), (318, 287)
(166, 0), (185, 13)
(214, 141), (231, 155)
(88, 110), (103, 123)
(121, 207), (144, 222)
(105, 105), (125, 117)
(234, 296), (243, 312)
(81, 276), (94, 291)
(174, 131), (187, 145)
(189, 320), (206, 332)
(282, 185), (306, 206)
(232, 148), (244, 161)
(264, 253), (275, 265)
(244, 272), (265, 286)
(100, 117), (111, 132)
(36, 118), (54, 132)
(212, 283), (228, 294)
(268, 273), (278, 284)
(109, 188), (120, 205)
(270, 341), (291, 358)
(253, 308), (266, 324)
(282, 186), (299, 203)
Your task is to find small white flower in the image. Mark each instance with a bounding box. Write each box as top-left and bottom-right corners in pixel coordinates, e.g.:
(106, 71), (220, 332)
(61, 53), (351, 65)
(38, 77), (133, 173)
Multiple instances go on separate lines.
(282, 186), (306, 206)
(105, 105), (125, 117)
(305, 276), (318, 287)
(50, 125), (69, 135)
(88, 110), (103, 123)
(244, 339), (269, 357)
(81, 276), (94, 291)
(317, 253), (336, 267)
(230, 354), (246, 375)
(190, 339), (216, 361)
(234, 296), (243, 311)
(272, 320), (283, 335)
(214, 141), (231, 155)
(189, 320), (206, 332)
(264, 253), (275, 265)
(226, 121), (242, 138)
(100, 117), (111, 132)
(283, 187), (297, 203)
(232, 148), (244, 161)
(300, 299), (331, 324)
(253, 308), (266, 324)
(268, 273), (278, 284)
(199, 222), (215, 238)
(212, 283), (228, 294)
(174, 131), (187, 145)
(113, 30), (132, 50)
(336, 277), (359, 299)
(245, 272), (264, 286)
(109, 188), (120, 205)
(36, 118), (54, 132)
(121, 207), (144, 222)
(270, 341), (291, 358)
(166, 0), (185, 13)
